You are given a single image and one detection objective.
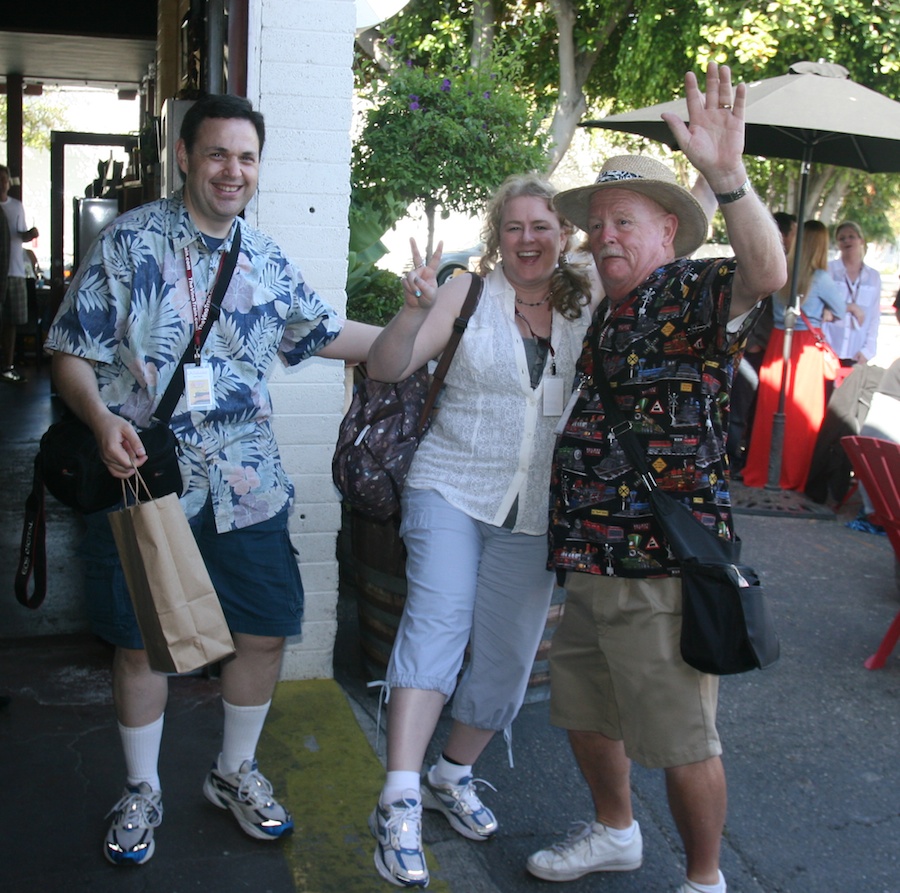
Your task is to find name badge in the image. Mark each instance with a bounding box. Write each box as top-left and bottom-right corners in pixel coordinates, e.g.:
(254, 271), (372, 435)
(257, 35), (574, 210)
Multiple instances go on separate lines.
(543, 376), (565, 416)
(184, 364), (216, 411)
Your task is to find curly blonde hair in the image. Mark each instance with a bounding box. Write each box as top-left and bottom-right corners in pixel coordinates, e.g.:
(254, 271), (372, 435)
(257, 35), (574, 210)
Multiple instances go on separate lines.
(476, 173), (591, 320)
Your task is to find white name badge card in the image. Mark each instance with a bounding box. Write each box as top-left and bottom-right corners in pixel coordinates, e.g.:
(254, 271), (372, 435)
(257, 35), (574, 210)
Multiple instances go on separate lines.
(184, 364), (216, 411)
(543, 376), (565, 416)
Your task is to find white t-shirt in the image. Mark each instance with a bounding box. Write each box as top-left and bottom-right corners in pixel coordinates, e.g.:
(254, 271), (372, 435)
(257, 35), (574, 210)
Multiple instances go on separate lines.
(0, 196), (28, 278)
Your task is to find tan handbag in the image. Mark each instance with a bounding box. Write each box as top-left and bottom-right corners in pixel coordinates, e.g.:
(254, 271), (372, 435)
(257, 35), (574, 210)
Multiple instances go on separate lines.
(107, 471), (235, 674)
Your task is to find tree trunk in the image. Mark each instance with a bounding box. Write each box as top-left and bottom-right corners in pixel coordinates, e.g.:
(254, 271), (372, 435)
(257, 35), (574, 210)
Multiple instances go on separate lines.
(471, 0), (495, 71)
(546, 0), (634, 174)
(819, 169), (852, 225)
(424, 201), (437, 263)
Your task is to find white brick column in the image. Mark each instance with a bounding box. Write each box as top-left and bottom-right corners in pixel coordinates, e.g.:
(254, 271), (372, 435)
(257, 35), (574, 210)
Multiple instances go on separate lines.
(245, 0), (356, 679)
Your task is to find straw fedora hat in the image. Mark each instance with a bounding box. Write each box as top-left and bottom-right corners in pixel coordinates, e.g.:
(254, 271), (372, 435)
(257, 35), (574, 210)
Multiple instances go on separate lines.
(555, 155), (708, 259)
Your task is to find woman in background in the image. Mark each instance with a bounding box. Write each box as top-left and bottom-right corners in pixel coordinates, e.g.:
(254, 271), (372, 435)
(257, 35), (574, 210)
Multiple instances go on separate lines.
(743, 220), (844, 491)
(823, 221), (881, 366)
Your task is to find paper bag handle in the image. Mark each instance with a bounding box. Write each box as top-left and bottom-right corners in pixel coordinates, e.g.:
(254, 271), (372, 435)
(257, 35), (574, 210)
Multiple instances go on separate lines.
(121, 465), (156, 505)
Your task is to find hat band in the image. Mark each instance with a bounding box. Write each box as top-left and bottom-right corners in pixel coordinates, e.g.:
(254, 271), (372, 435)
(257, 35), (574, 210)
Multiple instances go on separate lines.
(596, 170), (642, 184)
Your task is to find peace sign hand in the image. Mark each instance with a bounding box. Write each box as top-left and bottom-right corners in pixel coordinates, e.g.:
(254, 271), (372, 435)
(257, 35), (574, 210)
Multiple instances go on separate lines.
(402, 238), (442, 310)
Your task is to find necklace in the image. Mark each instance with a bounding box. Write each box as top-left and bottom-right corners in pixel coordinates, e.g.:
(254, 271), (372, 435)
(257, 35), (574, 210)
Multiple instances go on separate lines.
(514, 292), (550, 307)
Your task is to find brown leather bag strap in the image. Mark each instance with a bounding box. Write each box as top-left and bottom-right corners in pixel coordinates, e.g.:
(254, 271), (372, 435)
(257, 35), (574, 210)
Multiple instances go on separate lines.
(416, 273), (483, 434)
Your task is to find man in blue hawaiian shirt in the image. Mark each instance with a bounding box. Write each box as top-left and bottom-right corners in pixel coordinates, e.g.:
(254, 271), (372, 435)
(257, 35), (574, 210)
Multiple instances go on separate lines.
(525, 64), (786, 893)
(46, 94), (378, 866)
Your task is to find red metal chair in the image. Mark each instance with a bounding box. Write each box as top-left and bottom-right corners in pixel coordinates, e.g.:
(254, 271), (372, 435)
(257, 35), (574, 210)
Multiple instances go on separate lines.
(840, 435), (900, 669)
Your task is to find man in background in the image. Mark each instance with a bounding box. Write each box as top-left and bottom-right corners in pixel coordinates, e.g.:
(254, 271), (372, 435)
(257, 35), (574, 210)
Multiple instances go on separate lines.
(0, 164), (39, 382)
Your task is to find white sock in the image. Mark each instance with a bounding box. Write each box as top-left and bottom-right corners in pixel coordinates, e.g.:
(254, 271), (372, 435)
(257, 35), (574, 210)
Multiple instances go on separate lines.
(218, 699), (271, 775)
(382, 770), (422, 806)
(430, 754), (472, 786)
(119, 714), (164, 792)
(603, 821), (637, 843)
(684, 870), (726, 893)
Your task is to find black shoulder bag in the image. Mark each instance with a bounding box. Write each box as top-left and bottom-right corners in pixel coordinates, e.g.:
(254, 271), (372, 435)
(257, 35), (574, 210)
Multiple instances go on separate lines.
(15, 228), (242, 609)
(591, 349), (779, 675)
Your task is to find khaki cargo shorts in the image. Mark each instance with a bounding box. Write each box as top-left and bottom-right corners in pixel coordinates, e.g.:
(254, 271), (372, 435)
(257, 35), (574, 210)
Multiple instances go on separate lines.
(549, 572), (722, 769)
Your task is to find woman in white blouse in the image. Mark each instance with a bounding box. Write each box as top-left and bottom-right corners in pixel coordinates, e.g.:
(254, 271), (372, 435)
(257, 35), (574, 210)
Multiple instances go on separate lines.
(823, 221), (881, 365)
(363, 175), (596, 889)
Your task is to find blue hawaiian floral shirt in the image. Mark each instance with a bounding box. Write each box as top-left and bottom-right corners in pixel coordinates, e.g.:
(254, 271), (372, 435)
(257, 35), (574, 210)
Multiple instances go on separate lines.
(46, 193), (344, 532)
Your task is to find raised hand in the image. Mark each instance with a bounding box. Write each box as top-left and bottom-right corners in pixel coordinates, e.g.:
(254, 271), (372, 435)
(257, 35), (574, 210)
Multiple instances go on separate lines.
(402, 238), (442, 310)
(661, 61), (747, 192)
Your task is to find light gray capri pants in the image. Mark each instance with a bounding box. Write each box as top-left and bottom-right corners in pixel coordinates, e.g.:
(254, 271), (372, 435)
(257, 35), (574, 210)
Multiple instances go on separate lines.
(387, 487), (555, 731)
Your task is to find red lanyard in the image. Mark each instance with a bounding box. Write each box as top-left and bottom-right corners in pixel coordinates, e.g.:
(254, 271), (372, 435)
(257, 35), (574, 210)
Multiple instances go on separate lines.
(183, 245), (227, 364)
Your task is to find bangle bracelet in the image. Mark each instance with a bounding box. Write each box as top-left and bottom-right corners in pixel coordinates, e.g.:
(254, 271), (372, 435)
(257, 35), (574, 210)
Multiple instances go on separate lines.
(714, 178), (752, 205)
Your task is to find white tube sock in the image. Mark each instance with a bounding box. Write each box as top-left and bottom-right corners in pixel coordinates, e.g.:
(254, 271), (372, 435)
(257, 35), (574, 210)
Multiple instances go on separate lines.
(119, 714), (164, 792)
(218, 699), (271, 775)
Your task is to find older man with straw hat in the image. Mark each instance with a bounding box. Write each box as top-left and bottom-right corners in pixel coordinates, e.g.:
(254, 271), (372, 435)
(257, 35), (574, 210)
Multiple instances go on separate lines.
(527, 63), (786, 893)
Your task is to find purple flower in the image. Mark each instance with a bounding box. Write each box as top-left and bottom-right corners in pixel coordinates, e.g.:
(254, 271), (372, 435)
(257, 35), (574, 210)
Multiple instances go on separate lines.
(408, 95), (421, 110)
(483, 91), (491, 99)
(406, 59), (413, 67)
(467, 91), (473, 97)
(440, 78), (451, 92)
(387, 35), (396, 46)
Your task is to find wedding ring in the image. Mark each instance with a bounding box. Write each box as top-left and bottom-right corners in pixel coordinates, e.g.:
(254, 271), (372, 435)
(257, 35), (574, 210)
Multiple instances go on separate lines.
(721, 103), (732, 110)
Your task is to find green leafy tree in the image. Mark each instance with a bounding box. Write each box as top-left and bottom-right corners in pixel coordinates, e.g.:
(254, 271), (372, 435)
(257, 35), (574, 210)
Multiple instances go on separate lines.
(0, 94), (69, 150)
(353, 58), (548, 260)
(360, 0), (900, 238)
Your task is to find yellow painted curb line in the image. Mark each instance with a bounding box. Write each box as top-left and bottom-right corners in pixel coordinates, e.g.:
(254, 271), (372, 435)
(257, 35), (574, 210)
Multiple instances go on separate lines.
(261, 678), (452, 892)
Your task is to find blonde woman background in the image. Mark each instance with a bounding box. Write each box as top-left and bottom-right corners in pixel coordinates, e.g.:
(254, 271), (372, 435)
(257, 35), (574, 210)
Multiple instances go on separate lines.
(823, 221), (881, 365)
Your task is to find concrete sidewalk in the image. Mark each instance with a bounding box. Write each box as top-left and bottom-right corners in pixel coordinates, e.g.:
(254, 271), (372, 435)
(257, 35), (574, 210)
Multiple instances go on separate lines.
(3, 494), (900, 892)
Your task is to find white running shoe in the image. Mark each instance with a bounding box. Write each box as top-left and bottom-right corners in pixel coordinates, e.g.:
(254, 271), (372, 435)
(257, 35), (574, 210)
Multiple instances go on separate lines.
(526, 820), (643, 881)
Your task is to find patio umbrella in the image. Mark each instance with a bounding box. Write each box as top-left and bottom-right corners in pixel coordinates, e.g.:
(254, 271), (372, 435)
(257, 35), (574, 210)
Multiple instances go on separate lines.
(581, 61), (900, 492)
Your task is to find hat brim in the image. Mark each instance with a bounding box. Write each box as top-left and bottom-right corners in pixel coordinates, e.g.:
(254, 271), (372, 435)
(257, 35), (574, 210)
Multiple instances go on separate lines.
(556, 180), (708, 260)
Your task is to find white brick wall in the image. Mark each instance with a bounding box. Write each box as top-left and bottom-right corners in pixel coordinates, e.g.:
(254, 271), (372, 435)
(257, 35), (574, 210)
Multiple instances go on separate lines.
(247, 0), (356, 680)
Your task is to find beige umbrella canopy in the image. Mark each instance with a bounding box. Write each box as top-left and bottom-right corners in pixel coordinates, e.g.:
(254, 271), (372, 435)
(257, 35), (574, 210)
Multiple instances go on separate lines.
(583, 61), (900, 174)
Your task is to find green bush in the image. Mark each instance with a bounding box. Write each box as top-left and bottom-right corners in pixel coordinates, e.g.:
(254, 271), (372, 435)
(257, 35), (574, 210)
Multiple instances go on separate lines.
(346, 266), (404, 327)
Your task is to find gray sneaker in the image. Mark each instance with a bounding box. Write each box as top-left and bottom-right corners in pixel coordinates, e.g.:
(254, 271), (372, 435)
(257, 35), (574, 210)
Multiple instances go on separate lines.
(422, 767), (498, 841)
(368, 794), (429, 888)
(526, 820), (643, 881)
(203, 759), (293, 840)
(103, 782), (163, 865)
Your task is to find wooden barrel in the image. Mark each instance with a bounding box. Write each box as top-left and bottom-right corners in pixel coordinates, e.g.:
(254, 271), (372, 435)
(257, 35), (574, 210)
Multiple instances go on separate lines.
(348, 510), (408, 683)
(343, 507), (564, 702)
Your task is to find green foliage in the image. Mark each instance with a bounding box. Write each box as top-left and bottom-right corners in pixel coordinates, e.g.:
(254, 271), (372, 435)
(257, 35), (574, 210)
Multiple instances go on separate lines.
(360, 1), (900, 241)
(346, 266), (404, 327)
(0, 94), (69, 150)
(353, 58), (548, 218)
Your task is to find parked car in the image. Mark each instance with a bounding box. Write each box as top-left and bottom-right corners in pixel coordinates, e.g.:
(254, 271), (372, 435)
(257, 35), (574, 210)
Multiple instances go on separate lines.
(436, 245), (482, 285)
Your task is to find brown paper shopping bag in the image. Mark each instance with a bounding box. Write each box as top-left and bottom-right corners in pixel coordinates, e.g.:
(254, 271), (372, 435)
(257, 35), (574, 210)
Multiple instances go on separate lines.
(107, 472), (235, 674)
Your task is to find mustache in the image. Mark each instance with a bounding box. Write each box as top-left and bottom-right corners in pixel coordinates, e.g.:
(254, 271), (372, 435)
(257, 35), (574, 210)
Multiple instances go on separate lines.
(595, 248), (625, 261)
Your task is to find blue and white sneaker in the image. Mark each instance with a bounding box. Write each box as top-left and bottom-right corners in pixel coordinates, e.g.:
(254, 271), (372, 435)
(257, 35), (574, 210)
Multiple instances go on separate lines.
(103, 782), (163, 865)
(369, 794), (429, 888)
(422, 768), (498, 841)
(203, 759), (293, 840)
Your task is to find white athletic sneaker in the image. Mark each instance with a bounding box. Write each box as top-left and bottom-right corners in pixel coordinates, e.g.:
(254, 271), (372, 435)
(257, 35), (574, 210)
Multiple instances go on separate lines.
(422, 767), (498, 841)
(369, 794), (429, 888)
(526, 820), (643, 881)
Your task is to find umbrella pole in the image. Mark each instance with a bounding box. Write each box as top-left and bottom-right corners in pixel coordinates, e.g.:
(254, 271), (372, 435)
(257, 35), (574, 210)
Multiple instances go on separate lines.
(765, 308), (796, 489)
(765, 152), (811, 490)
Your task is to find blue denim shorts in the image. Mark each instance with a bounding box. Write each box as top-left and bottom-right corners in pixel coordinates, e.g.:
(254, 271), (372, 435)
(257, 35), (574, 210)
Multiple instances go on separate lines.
(80, 498), (304, 648)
